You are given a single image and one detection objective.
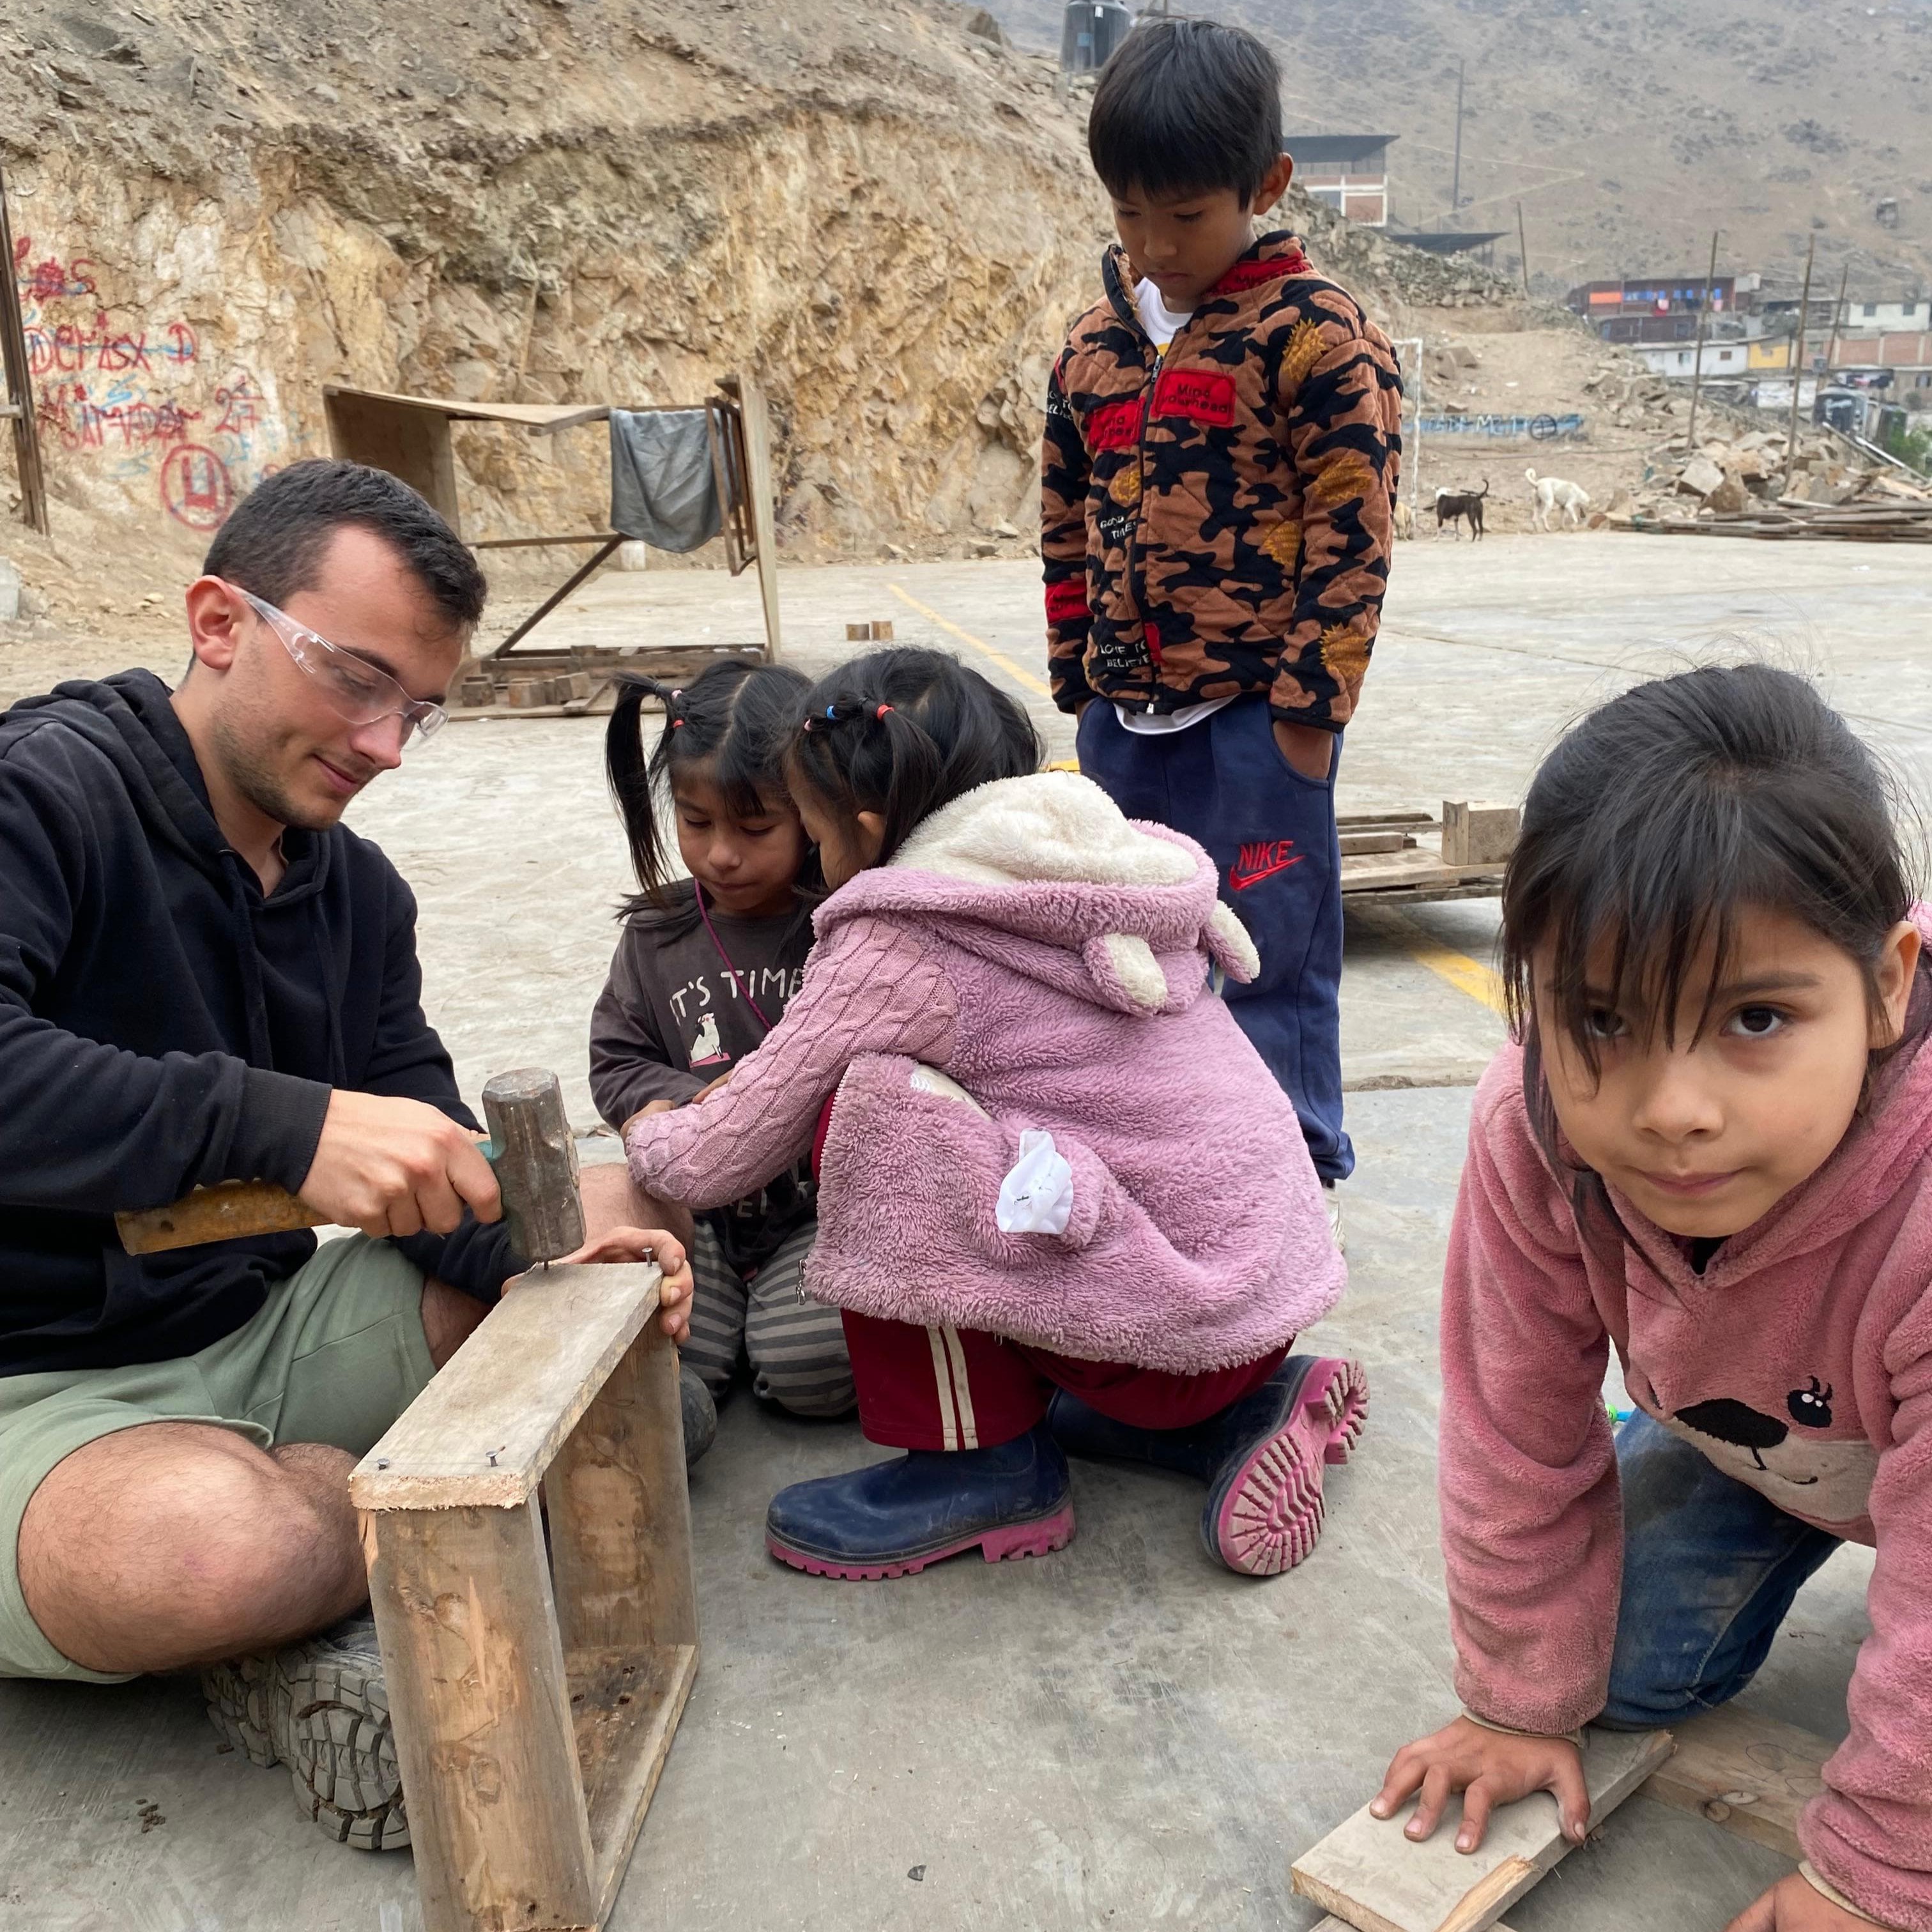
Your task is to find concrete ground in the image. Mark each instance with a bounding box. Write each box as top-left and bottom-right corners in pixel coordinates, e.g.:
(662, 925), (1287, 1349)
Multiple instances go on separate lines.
(0, 531), (1911, 1930)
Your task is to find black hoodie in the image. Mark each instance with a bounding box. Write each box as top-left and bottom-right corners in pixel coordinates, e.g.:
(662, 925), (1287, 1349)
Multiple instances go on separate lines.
(0, 670), (516, 1377)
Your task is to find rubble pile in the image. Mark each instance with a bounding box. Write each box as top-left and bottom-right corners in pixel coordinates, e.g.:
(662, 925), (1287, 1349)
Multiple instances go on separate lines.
(1599, 427), (1932, 530)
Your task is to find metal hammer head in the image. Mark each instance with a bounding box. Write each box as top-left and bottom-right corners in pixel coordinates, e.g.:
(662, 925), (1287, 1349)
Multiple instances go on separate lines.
(481, 1068), (584, 1266)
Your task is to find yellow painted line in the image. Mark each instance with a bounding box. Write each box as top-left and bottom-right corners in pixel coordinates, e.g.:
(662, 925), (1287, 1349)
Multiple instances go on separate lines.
(1391, 914), (1510, 1018)
(887, 583), (1052, 698)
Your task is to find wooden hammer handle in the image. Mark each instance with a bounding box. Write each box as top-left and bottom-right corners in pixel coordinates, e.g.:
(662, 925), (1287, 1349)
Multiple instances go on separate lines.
(116, 1179), (327, 1255)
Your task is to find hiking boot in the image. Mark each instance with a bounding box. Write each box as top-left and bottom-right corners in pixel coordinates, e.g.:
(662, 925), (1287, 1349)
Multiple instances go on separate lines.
(203, 1613), (408, 1851)
(1048, 1354), (1368, 1578)
(681, 1362), (718, 1468)
(765, 1423), (1074, 1580)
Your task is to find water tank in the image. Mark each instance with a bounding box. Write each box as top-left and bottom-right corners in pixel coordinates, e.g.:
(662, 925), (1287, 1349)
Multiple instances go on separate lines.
(1061, 0), (1133, 73)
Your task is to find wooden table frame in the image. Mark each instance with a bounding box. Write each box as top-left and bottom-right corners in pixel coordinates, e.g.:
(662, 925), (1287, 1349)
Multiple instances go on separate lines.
(322, 372), (783, 713)
(350, 1262), (696, 1932)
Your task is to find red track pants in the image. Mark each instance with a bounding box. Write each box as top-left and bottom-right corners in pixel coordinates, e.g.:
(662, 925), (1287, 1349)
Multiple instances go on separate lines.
(841, 1311), (1289, 1452)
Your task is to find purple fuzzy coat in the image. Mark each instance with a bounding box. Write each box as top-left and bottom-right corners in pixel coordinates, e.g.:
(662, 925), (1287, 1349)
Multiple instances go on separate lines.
(624, 772), (1344, 1374)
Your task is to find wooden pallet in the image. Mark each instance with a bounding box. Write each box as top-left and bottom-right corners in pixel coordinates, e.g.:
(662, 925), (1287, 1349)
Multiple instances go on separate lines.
(1337, 803), (1517, 904)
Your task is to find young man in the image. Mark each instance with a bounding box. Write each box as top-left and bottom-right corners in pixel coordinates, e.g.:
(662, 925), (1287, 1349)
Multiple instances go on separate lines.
(1041, 19), (1402, 1226)
(0, 461), (688, 1847)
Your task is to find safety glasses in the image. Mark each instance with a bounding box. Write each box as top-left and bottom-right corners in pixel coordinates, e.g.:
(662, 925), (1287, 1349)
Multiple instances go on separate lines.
(224, 581), (449, 744)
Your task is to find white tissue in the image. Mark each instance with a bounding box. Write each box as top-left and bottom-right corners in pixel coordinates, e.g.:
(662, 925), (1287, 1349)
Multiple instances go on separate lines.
(996, 1130), (1075, 1236)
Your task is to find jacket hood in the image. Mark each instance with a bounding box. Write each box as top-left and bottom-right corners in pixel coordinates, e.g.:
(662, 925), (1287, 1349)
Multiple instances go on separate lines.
(814, 772), (1259, 1016)
(2, 669), (332, 905)
(1102, 229), (1314, 328)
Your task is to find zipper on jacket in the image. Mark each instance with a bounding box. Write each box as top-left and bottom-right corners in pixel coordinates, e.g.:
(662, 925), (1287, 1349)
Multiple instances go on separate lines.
(1124, 302), (1199, 714)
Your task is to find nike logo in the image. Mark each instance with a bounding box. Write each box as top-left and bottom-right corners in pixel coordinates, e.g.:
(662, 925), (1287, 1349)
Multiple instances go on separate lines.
(1229, 839), (1303, 891)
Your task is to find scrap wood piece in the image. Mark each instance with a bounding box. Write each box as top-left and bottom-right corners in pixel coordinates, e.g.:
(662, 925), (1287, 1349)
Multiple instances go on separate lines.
(1290, 1727), (1673, 1932)
(1641, 1705), (1831, 1862)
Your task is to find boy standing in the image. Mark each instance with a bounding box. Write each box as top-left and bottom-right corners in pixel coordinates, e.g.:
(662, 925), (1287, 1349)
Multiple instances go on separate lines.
(1041, 19), (1400, 1216)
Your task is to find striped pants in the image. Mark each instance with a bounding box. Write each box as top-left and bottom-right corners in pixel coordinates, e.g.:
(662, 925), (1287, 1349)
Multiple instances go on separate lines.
(841, 1310), (1288, 1452)
(680, 1218), (855, 1418)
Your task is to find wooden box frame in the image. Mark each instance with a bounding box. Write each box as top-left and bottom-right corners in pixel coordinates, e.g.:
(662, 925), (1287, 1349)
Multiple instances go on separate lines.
(349, 1262), (697, 1932)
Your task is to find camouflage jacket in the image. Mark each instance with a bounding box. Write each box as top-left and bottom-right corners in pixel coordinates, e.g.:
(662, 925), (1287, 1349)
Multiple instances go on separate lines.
(1041, 233), (1402, 728)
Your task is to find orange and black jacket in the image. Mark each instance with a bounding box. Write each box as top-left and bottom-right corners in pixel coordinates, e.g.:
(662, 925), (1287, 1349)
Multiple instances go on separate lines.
(1041, 233), (1402, 730)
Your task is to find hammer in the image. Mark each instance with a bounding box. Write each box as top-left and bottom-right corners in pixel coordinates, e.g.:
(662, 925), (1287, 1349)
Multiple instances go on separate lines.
(115, 1068), (586, 1263)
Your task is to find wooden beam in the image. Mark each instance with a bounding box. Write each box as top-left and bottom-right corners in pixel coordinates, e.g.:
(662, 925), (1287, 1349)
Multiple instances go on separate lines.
(737, 371), (784, 661)
(1290, 1728), (1673, 1932)
(368, 1502), (597, 1932)
(0, 162), (50, 536)
(349, 1262), (663, 1510)
(325, 388), (463, 535)
(1641, 1705), (1831, 1863)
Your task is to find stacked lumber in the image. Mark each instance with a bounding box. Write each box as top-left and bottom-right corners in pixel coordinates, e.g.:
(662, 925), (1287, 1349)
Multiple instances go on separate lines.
(1625, 500), (1932, 542)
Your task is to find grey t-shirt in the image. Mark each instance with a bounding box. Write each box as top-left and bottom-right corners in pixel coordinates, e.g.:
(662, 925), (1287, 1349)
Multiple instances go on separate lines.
(588, 882), (815, 1271)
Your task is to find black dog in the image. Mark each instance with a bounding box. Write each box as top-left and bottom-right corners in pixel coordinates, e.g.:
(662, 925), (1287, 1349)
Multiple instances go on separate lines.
(1433, 480), (1489, 540)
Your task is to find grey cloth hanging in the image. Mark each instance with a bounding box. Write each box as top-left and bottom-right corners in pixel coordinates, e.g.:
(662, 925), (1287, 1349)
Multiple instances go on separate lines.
(608, 408), (722, 551)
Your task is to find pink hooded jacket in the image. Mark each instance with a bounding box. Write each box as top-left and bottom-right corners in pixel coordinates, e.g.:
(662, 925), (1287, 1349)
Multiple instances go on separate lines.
(624, 771), (1344, 1374)
(1443, 1031), (1932, 1929)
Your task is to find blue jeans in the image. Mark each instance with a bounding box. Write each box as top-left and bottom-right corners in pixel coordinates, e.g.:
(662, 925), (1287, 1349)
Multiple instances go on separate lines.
(1599, 1409), (1843, 1727)
(1075, 696), (1351, 1181)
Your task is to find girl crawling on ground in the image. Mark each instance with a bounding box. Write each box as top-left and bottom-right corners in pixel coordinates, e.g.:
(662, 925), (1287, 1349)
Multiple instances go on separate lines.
(581, 660), (854, 1466)
(1374, 664), (1932, 1932)
(624, 645), (1365, 1579)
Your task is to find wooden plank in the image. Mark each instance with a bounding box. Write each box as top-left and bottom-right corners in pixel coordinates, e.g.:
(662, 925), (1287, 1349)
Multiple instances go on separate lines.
(571, 1644), (701, 1924)
(325, 389), (462, 535)
(1341, 880), (1505, 907)
(1290, 1728), (1673, 1932)
(549, 1325), (700, 1917)
(1338, 830), (1414, 856)
(321, 383), (610, 433)
(1338, 810), (1436, 831)
(737, 371), (784, 661)
(0, 163), (49, 536)
(349, 1262), (662, 1508)
(549, 1326), (699, 1656)
(367, 1503), (597, 1932)
(1441, 801), (1520, 867)
(1642, 1705), (1830, 1862)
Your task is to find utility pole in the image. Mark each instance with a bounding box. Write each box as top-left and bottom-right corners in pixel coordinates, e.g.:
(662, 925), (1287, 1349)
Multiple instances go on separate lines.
(1684, 228), (1721, 454)
(1448, 59), (1465, 225)
(1784, 231), (1817, 482)
(1515, 201), (1531, 300)
(1823, 259), (1850, 390)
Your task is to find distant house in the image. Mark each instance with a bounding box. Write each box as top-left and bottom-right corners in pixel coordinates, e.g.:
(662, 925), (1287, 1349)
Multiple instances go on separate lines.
(1836, 295), (1926, 331)
(1287, 135), (1395, 227)
(1566, 274), (1761, 344)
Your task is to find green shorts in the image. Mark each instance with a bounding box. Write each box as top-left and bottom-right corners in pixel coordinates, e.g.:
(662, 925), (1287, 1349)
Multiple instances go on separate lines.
(0, 1235), (436, 1683)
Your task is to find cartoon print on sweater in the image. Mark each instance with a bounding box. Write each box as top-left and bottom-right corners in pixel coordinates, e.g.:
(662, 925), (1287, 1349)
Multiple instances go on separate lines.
(1644, 1372), (1881, 1526)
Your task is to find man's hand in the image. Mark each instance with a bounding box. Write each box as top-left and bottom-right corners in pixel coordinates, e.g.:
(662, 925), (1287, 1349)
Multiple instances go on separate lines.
(300, 1090), (501, 1239)
(1726, 1874), (1885, 1932)
(1370, 1715), (1590, 1853)
(553, 1225), (693, 1347)
(1273, 717), (1337, 781)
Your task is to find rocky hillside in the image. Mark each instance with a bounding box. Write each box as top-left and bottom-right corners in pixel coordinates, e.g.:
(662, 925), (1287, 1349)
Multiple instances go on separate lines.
(993, 0), (1932, 302)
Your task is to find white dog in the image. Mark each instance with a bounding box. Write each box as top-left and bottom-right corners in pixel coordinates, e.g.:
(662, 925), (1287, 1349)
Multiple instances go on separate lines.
(1526, 468), (1590, 532)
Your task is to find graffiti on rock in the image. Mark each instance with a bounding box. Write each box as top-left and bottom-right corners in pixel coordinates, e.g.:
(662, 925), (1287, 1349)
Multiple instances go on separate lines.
(13, 234), (282, 529)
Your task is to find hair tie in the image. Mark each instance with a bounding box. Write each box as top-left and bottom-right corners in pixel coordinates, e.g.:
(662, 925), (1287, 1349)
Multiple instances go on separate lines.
(875, 704), (893, 721)
(825, 705), (838, 720)
(671, 718), (684, 729)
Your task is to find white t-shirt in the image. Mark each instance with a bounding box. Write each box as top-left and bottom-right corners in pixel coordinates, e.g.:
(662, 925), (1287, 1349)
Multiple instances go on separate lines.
(1114, 279), (1236, 737)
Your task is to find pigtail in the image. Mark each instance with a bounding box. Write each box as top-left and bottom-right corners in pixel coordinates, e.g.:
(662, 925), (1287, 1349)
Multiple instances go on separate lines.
(606, 676), (682, 912)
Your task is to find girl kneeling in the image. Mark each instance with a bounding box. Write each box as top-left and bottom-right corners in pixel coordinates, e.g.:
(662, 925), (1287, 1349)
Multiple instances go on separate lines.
(624, 647), (1366, 1579)
(1376, 665), (1932, 1932)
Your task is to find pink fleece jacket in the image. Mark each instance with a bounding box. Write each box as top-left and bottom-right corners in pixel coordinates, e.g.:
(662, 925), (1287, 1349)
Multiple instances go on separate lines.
(624, 771), (1344, 1375)
(1443, 1033), (1932, 1928)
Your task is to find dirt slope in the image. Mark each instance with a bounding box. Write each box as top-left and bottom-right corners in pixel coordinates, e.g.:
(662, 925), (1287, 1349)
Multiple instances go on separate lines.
(991, 0), (1932, 300)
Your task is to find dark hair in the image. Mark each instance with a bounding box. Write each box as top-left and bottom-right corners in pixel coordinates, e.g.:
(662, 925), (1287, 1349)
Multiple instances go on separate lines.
(1087, 19), (1284, 206)
(606, 657), (815, 931)
(201, 459), (487, 631)
(1503, 663), (1928, 1208)
(788, 647), (1043, 869)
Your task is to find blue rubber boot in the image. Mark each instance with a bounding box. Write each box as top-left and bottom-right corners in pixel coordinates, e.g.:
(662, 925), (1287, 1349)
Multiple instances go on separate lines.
(1047, 1356), (1368, 1577)
(765, 1423), (1075, 1579)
